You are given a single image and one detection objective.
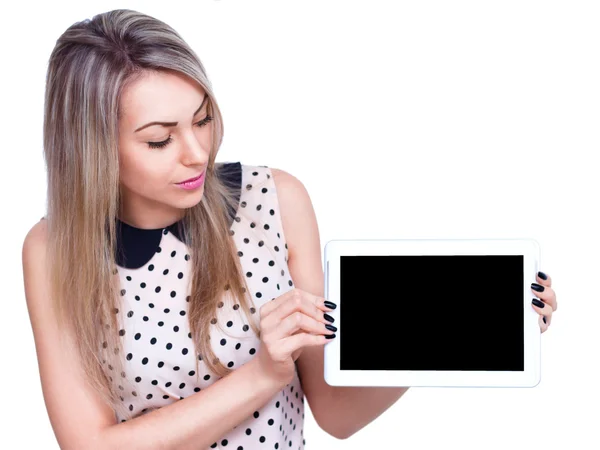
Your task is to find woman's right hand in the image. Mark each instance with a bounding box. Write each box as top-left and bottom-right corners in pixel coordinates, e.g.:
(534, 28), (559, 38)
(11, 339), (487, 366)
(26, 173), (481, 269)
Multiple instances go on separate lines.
(254, 288), (337, 386)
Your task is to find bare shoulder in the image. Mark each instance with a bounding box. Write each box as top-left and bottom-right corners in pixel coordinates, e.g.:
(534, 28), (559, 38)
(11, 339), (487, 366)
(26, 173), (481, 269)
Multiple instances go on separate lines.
(22, 217), (48, 272)
(270, 167), (303, 188)
(269, 167), (313, 209)
(21, 217), (116, 448)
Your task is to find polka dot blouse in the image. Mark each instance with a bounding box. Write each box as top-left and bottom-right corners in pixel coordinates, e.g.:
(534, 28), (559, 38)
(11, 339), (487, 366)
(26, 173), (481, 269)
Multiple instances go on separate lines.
(109, 162), (306, 449)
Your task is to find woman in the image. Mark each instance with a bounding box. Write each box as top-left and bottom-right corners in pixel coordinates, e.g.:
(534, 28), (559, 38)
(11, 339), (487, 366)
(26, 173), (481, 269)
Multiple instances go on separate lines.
(21, 9), (558, 449)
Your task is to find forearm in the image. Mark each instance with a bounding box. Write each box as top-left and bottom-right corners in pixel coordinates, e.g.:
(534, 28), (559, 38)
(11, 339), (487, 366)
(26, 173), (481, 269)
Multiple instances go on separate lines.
(326, 386), (410, 439)
(93, 359), (284, 450)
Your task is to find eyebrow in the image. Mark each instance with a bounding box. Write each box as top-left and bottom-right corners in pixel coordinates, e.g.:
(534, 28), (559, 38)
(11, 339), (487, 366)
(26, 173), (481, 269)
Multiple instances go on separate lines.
(134, 95), (209, 132)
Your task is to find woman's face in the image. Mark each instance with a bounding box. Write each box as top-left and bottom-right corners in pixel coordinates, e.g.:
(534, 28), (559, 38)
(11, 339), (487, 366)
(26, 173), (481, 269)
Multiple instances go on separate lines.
(117, 70), (212, 229)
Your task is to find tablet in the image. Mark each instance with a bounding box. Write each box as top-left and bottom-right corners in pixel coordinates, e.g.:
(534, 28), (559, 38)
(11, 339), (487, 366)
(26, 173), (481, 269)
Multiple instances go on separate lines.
(323, 239), (541, 388)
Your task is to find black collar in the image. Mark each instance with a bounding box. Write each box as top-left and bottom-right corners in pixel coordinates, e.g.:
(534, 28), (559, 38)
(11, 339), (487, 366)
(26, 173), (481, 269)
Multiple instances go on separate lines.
(115, 161), (242, 269)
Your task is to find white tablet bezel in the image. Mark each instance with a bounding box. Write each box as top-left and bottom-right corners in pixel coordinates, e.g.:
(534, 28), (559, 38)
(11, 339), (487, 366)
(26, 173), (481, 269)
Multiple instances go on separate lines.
(323, 239), (541, 388)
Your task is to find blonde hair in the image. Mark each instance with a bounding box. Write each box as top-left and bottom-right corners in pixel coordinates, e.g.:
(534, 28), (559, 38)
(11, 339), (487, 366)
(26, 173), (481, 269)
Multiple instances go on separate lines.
(43, 9), (260, 421)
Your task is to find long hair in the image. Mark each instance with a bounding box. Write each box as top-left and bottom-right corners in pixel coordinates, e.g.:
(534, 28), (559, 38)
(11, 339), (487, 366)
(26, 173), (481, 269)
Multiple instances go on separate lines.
(43, 9), (261, 421)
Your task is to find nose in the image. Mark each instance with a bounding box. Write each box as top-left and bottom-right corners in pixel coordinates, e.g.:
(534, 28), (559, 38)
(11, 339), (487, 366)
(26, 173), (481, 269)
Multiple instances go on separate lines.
(180, 130), (210, 166)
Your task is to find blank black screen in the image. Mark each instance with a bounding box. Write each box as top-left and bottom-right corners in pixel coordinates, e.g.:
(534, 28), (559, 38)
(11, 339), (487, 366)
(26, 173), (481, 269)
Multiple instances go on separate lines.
(339, 255), (524, 371)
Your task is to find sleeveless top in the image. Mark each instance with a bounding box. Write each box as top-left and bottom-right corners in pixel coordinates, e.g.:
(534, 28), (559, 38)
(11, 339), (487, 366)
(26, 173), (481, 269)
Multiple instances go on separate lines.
(109, 162), (306, 449)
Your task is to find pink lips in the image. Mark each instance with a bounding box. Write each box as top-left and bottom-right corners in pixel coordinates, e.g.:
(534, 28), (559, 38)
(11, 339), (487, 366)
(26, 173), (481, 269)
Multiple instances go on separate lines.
(176, 171), (205, 190)
(178, 173), (203, 184)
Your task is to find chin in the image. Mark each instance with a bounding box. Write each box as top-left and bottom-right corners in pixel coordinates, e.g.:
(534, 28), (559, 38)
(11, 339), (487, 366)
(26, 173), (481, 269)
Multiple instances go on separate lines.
(173, 189), (205, 209)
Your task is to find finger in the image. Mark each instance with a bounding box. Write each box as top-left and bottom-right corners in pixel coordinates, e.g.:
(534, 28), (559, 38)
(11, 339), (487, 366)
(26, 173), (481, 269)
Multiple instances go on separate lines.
(536, 271), (552, 288)
(538, 313), (549, 333)
(271, 311), (336, 342)
(261, 290), (331, 331)
(259, 288), (301, 319)
(259, 288), (332, 320)
(531, 298), (552, 324)
(531, 283), (558, 311)
(278, 331), (332, 359)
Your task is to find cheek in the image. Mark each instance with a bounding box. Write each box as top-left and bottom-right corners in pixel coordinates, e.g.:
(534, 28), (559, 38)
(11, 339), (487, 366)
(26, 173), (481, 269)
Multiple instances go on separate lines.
(119, 149), (173, 192)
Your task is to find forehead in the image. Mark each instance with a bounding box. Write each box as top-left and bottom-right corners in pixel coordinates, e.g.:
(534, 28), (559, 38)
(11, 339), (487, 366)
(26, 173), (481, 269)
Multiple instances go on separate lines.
(119, 70), (206, 124)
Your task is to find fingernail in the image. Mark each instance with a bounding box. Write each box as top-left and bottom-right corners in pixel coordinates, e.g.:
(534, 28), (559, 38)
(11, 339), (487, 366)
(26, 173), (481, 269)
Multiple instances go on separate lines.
(531, 283), (545, 292)
(324, 313), (335, 323)
(325, 324), (337, 332)
(325, 333), (336, 339)
(324, 301), (337, 310)
(532, 298), (545, 308)
(538, 271), (548, 280)
(542, 316), (547, 324)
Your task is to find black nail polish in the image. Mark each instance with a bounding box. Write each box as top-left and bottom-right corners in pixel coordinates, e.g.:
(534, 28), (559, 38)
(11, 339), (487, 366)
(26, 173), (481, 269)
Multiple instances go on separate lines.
(532, 298), (545, 308)
(324, 313), (335, 323)
(538, 271), (548, 280)
(542, 316), (547, 324)
(325, 324), (337, 332)
(531, 283), (545, 292)
(324, 301), (337, 310)
(325, 333), (336, 339)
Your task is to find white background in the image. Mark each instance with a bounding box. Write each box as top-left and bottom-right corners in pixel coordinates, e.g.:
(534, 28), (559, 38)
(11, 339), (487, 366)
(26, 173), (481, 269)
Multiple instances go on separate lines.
(2, 0), (598, 448)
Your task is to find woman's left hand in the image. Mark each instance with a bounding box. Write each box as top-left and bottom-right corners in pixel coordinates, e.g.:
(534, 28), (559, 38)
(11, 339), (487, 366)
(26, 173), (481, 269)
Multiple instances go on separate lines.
(531, 271), (557, 333)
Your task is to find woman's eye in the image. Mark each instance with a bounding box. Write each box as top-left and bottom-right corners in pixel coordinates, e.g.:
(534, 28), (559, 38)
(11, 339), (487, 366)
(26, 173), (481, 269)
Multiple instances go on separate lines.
(195, 114), (214, 128)
(147, 136), (172, 149)
(146, 115), (213, 149)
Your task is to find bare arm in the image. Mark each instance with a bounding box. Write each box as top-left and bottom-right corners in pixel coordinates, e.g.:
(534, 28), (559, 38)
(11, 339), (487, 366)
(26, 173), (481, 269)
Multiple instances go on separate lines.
(22, 219), (286, 450)
(97, 358), (283, 450)
(272, 167), (410, 439)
